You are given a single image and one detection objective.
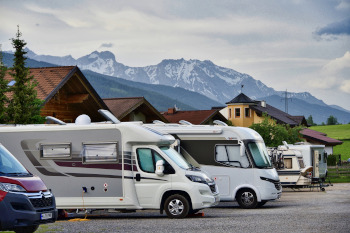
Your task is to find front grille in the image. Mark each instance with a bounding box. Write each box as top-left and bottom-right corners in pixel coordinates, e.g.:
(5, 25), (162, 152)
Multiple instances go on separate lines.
(30, 196), (54, 208)
(209, 183), (216, 193)
(260, 176), (282, 191)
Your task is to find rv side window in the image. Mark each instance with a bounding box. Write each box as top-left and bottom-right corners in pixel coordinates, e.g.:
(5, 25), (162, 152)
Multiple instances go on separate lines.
(137, 148), (174, 174)
(82, 142), (118, 163)
(284, 158), (292, 169)
(298, 158), (305, 168)
(40, 143), (72, 159)
(215, 145), (250, 168)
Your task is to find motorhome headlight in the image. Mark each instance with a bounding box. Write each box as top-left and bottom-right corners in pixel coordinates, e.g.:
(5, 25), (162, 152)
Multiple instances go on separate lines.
(186, 175), (207, 184)
(0, 183), (26, 192)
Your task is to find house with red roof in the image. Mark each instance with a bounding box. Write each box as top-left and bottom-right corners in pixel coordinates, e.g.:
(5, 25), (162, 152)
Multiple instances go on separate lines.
(162, 107), (227, 125)
(299, 128), (343, 154)
(104, 97), (169, 123)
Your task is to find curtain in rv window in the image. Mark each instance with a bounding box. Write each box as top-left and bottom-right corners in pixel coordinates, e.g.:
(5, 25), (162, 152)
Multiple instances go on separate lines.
(215, 145), (249, 168)
(82, 143), (118, 163)
(136, 148), (171, 173)
(40, 143), (72, 159)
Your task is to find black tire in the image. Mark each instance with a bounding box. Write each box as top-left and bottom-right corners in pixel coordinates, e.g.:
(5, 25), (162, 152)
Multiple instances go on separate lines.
(15, 225), (39, 233)
(236, 189), (258, 209)
(257, 201), (267, 207)
(164, 194), (190, 218)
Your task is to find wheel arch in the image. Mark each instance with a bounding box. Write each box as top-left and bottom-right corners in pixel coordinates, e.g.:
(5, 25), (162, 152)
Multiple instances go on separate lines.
(233, 184), (261, 202)
(160, 190), (192, 214)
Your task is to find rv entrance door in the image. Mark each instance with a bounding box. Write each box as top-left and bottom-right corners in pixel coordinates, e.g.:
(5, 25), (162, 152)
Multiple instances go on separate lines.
(133, 146), (173, 208)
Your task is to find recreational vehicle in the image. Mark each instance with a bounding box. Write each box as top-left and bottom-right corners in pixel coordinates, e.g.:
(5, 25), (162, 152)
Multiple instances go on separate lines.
(0, 113), (219, 219)
(268, 146), (313, 188)
(146, 122), (282, 208)
(287, 143), (327, 181)
(268, 142), (328, 190)
(0, 143), (57, 232)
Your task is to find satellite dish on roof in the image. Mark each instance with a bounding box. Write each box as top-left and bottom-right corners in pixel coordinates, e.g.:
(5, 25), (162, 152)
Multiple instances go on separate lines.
(75, 114), (91, 125)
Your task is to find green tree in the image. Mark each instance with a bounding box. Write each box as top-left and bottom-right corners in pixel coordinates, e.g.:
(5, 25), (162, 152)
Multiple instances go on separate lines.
(326, 115), (338, 125)
(7, 26), (45, 124)
(306, 115), (316, 126)
(0, 45), (9, 123)
(249, 113), (303, 147)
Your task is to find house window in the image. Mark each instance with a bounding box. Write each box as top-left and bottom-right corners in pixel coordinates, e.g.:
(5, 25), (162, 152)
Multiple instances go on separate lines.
(245, 108), (251, 118)
(235, 108), (241, 118)
(82, 142), (118, 164)
(40, 143), (72, 159)
(229, 108), (232, 119)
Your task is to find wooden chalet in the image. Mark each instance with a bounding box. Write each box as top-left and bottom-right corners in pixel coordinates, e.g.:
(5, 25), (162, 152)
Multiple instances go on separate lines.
(5, 66), (108, 123)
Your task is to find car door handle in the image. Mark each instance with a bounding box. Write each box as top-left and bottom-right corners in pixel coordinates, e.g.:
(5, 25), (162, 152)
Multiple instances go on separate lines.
(136, 173), (141, 182)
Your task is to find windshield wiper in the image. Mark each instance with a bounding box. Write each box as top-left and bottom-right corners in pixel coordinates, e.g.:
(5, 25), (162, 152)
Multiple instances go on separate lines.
(6, 172), (31, 176)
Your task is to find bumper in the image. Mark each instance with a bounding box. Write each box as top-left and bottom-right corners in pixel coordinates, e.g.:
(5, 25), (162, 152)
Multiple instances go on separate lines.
(0, 192), (57, 231)
(259, 185), (282, 201)
(190, 183), (220, 210)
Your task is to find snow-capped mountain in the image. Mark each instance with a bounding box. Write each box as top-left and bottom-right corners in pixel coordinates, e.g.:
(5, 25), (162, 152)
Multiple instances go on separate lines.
(24, 49), (331, 106)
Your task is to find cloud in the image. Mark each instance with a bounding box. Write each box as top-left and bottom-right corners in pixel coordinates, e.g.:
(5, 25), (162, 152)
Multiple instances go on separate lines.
(100, 43), (113, 48)
(308, 51), (350, 92)
(340, 80), (350, 93)
(336, 0), (350, 10)
(314, 17), (350, 39)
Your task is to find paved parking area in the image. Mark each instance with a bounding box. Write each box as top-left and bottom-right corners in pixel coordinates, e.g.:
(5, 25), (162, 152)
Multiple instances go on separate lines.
(40, 183), (350, 233)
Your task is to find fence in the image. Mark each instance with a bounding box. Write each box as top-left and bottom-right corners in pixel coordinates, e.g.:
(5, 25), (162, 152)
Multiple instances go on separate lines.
(327, 165), (350, 178)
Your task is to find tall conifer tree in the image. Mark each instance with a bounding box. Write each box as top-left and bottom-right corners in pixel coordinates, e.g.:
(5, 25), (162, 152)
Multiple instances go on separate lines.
(7, 26), (44, 124)
(0, 45), (9, 123)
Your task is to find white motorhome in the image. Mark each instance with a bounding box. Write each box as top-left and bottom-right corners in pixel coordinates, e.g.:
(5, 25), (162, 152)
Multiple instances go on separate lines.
(146, 122), (282, 208)
(0, 113), (219, 218)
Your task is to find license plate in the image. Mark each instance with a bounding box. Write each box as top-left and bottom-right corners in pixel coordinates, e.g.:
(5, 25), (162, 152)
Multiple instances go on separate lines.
(40, 212), (53, 220)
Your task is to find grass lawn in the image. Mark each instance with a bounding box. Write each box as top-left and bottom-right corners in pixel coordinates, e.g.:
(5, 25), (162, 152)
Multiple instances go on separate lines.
(309, 124), (350, 140)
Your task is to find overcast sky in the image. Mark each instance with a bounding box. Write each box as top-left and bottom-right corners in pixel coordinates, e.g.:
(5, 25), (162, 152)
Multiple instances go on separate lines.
(1, 0), (350, 110)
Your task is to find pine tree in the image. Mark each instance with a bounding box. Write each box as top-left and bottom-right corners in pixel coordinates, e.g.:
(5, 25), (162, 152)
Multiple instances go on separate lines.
(0, 45), (9, 123)
(7, 26), (45, 124)
(306, 115), (315, 126)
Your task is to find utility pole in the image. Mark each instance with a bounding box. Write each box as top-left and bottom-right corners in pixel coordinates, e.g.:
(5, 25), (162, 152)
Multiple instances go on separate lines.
(282, 89), (292, 113)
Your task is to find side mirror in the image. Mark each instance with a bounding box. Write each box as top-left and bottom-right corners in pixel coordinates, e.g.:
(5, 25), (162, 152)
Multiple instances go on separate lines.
(239, 141), (245, 157)
(155, 160), (164, 176)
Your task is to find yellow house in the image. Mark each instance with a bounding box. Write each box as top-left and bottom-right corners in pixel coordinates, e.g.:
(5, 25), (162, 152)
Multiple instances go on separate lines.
(224, 93), (307, 127)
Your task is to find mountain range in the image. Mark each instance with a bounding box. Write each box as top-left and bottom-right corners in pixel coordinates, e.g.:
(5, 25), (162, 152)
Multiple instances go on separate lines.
(3, 49), (350, 124)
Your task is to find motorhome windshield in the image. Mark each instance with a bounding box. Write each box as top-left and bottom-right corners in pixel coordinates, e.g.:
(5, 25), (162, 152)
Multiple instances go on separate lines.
(160, 146), (192, 170)
(0, 145), (30, 176)
(247, 141), (272, 168)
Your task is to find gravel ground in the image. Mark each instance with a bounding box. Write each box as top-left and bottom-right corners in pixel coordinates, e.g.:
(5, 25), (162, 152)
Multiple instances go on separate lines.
(38, 183), (350, 233)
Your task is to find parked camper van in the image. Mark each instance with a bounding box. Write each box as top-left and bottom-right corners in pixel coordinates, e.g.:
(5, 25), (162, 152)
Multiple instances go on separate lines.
(0, 113), (219, 219)
(146, 123), (282, 208)
(0, 143), (57, 233)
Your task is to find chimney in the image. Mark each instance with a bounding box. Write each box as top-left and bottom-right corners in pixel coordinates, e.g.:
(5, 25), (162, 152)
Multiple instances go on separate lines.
(168, 107), (176, 114)
(260, 101), (266, 108)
